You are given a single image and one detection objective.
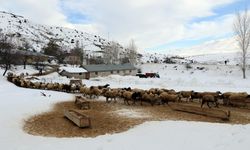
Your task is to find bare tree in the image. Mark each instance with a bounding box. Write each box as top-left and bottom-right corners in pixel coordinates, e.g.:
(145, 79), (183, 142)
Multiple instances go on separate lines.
(127, 39), (138, 64)
(103, 41), (120, 64)
(233, 8), (250, 79)
(19, 41), (31, 69)
(0, 33), (15, 76)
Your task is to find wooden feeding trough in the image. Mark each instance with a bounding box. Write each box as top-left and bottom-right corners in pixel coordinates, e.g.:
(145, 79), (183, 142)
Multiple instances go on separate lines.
(64, 109), (91, 128)
(75, 96), (90, 110)
(170, 103), (230, 120)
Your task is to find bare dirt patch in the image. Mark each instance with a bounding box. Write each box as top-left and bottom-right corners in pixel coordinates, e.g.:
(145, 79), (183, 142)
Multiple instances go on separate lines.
(23, 100), (250, 138)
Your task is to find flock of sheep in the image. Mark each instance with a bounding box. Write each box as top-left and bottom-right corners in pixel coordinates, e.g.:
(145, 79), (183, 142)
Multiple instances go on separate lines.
(7, 73), (250, 108)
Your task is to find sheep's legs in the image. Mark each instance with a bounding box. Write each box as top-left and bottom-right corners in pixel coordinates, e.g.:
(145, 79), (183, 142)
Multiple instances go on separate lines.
(201, 100), (205, 108)
(106, 97), (109, 103)
(207, 102), (211, 108)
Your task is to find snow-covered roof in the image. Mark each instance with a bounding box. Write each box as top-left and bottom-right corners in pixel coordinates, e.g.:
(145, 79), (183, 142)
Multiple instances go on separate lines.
(60, 67), (87, 73)
(83, 63), (137, 72)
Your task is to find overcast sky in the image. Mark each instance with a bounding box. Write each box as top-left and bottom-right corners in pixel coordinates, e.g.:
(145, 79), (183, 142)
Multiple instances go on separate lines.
(0, 0), (248, 52)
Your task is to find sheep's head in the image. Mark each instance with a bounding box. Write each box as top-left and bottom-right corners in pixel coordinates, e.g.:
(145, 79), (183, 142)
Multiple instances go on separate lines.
(216, 91), (222, 95)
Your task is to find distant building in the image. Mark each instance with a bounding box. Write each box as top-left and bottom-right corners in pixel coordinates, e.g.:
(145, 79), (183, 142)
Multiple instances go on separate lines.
(59, 67), (88, 79)
(83, 63), (137, 79)
(59, 64), (137, 79)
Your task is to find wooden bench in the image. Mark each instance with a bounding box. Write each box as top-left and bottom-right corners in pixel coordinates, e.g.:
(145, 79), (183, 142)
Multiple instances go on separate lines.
(75, 96), (90, 110)
(64, 109), (91, 128)
(170, 103), (230, 120)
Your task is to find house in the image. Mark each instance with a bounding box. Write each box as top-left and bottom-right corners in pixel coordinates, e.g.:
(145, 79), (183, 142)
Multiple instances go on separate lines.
(82, 63), (137, 79)
(59, 67), (88, 79)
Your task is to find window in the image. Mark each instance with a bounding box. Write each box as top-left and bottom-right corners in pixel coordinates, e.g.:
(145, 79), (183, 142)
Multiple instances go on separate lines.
(117, 70), (120, 73)
(111, 71), (113, 74)
(95, 72), (98, 75)
(129, 70), (132, 73)
(79, 73), (82, 75)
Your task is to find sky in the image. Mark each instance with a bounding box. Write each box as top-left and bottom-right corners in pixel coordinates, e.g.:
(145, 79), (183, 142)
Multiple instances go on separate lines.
(0, 0), (248, 53)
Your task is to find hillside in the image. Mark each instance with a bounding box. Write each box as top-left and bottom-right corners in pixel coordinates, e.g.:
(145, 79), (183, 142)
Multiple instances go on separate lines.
(0, 11), (119, 53)
(0, 11), (244, 65)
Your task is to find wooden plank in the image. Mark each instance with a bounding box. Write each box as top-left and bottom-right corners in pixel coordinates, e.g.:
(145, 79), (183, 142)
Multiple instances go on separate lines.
(169, 103), (230, 120)
(64, 109), (91, 128)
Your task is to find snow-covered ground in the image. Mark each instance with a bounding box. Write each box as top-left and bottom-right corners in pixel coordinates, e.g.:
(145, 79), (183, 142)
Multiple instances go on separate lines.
(1, 63), (250, 150)
(32, 63), (250, 93)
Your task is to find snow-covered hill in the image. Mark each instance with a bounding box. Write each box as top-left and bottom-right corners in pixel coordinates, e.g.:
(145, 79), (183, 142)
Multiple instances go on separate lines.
(0, 11), (119, 53)
(0, 11), (244, 65)
(169, 37), (240, 56)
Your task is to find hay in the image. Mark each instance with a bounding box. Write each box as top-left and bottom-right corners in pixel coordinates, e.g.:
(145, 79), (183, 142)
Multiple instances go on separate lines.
(23, 100), (250, 138)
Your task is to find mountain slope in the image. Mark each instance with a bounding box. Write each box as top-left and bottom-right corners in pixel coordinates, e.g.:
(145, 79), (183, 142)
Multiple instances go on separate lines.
(0, 11), (117, 53)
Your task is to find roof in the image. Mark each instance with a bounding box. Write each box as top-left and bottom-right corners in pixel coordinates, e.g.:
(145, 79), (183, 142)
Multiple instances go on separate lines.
(60, 67), (87, 73)
(83, 63), (137, 72)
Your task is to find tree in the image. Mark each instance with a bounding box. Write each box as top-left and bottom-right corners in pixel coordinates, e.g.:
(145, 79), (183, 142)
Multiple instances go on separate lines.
(69, 41), (84, 65)
(0, 33), (15, 76)
(42, 39), (63, 63)
(103, 41), (120, 64)
(18, 41), (31, 69)
(233, 8), (250, 79)
(127, 39), (138, 64)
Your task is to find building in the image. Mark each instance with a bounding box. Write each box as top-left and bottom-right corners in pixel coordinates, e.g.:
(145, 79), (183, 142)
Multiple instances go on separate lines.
(83, 63), (137, 79)
(59, 67), (88, 79)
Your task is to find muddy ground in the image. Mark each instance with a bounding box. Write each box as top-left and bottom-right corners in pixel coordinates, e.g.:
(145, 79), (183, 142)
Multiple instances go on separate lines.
(23, 99), (250, 138)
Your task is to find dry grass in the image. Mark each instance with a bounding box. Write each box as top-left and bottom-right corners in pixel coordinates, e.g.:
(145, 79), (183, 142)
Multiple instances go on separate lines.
(23, 100), (250, 138)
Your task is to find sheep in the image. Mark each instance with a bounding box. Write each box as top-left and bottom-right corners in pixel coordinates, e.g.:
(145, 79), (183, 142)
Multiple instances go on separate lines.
(40, 83), (48, 90)
(191, 91), (221, 102)
(20, 79), (27, 88)
(122, 91), (134, 105)
(80, 86), (87, 94)
(12, 77), (21, 87)
(191, 92), (203, 101)
(58, 83), (64, 91)
(227, 93), (249, 106)
(90, 86), (102, 98)
(27, 81), (34, 88)
(179, 90), (194, 102)
(7, 72), (14, 82)
(33, 82), (41, 89)
(131, 91), (143, 105)
(46, 83), (54, 90)
(201, 94), (219, 108)
(159, 92), (180, 105)
(148, 88), (161, 95)
(98, 84), (110, 89)
(53, 83), (60, 91)
(222, 92), (248, 105)
(103, 88), (119, 103)
(80, 87), (91, 97)
(62, 84), (71, 93)
(141, 92), (159, 106)
(202, 91), (222, 97)
(121, 87), (132, 91)
(165, 89), (177, 95)
(19, 73), (25, 78)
